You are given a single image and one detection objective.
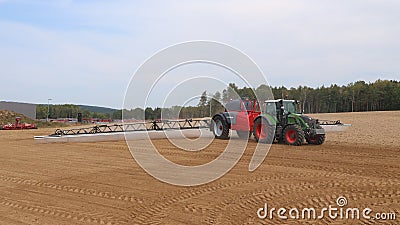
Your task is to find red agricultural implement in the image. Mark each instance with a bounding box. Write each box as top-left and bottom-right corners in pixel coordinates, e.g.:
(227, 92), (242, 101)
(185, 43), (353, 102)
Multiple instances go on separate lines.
(1, 117), (37, 130)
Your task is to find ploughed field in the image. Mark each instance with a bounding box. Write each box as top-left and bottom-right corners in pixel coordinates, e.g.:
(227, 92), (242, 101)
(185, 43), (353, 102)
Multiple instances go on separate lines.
(0, 111), (399, 224)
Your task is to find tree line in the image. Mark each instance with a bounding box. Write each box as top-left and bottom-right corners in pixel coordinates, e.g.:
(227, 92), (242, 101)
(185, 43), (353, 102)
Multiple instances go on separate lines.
(36, 104), (111, 119)
(271, 79), (400, 113)
(118, 79), (400, 119)
(37, 79), (399, 120)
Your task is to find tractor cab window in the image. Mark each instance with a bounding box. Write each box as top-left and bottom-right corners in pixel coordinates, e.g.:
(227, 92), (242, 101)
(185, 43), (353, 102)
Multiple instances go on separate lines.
(283, 101), (297, 114)
(265, 102), (276, 116)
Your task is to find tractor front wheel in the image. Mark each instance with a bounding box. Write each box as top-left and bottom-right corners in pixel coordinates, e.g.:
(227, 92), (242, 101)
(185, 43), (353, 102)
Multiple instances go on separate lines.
(306, 134), (325, 145)
(253, 117), (274, 143)
(283, 124), (304, 146)
(212, 115), (229, 139)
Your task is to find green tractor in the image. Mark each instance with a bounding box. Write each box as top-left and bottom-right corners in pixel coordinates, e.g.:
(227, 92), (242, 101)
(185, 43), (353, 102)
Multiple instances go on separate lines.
(257, 99), (325, 145)
(211, 98), (325, 145)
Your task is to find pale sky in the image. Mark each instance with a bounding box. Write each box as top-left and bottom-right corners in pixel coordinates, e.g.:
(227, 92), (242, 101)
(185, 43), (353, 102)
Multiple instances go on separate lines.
(0, 0), (399, 108)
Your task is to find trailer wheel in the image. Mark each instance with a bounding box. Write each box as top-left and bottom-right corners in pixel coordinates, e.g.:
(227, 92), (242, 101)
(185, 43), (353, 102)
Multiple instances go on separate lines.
(283, 124), (304, 146)
(212, 115), (229, 139)
(253, 117), (274, 143)
(236, 130), (251, 139)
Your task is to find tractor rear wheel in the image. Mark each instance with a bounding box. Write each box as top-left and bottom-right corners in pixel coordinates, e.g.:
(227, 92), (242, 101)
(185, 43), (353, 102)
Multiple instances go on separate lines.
(253, 117), (274, 143)
(283, 124), (304, 146)
(212, 115), (229, 139)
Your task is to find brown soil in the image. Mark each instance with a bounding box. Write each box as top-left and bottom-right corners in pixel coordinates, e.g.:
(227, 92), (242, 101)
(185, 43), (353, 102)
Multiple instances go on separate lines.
(0, 111), (399, 224)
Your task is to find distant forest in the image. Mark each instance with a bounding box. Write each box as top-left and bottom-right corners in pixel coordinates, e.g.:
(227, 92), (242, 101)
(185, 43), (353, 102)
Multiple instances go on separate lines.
(36, 104), (114, 120)
(37, 79), (400, 120)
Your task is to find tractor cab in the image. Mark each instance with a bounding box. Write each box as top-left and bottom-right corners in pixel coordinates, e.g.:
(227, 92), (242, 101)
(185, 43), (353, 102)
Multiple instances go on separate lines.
(264, 99), (300, 121)
(265, 99), (299, 114)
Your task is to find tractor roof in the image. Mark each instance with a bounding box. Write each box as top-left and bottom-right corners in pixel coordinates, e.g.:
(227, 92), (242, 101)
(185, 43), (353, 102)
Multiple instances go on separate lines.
(264, 99), (296, 103)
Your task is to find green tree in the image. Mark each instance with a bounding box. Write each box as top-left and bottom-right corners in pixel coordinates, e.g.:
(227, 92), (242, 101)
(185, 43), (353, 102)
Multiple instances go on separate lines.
(198, 91), (208, 117)
(209, 91), (224, 116)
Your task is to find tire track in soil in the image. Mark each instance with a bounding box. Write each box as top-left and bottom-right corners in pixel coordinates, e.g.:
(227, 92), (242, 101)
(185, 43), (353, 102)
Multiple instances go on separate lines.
(85, 141), (399, 178)
(183, 203), (211, 214)
(275, 145), (400, 158)
(124, 141), (398, 223)
(0, 196), (120, 225)
(206, 182), (321, 224)
(154, 142), (400, 162)
(158, 146), (398, 179)
(144, 144), (400, 180)
(214, 171), (399, 222)
(265, 158), (397, 179)
(128, 170), (346, 224)
(313, 148), (399, 159)
(210, 180), (399, 224)
(0, 174), (144, 204)
(73, 143), (129, 151)
(230, 179), (400, 223)
(285, 190), (400, 225)
(3, 151), (393, 224)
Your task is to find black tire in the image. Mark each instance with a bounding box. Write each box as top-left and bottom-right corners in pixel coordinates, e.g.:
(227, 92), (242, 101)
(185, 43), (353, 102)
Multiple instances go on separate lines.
(253, 117), (274, 143)
(283, 124), (304, 146)
(306, 134), (325, 145)
(306, 124), (325, 145)
(212, 115), (229, 139)
(236, 130), (251, 139)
